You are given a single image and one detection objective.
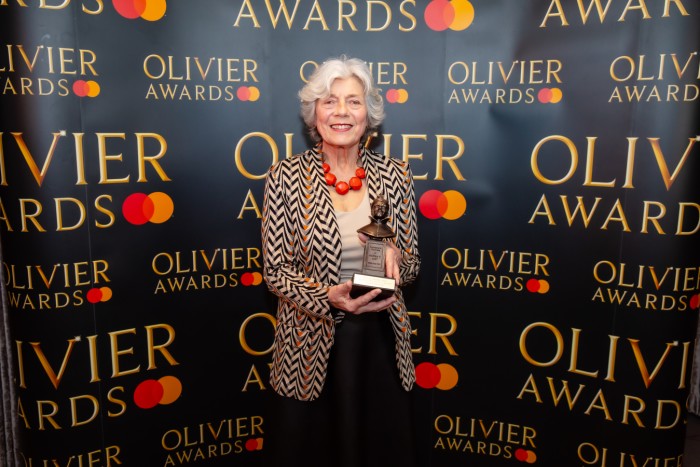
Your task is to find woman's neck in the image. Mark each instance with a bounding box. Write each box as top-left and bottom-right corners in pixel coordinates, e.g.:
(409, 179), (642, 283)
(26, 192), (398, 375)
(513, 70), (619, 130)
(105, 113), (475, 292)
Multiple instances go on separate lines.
(321, 142), (359, 170)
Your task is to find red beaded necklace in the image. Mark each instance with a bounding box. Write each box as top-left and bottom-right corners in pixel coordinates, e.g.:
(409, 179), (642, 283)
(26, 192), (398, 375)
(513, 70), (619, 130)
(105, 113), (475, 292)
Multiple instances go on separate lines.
(319, 148), (366, 195)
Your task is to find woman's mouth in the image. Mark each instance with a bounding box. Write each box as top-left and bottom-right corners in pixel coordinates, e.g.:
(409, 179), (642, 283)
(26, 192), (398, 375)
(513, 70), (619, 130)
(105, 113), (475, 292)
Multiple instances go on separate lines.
(330, 124), (353, 131)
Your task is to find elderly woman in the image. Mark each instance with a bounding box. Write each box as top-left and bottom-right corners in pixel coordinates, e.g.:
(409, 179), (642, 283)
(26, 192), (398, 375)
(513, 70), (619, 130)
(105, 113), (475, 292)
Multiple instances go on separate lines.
(262, 55), (420, 467)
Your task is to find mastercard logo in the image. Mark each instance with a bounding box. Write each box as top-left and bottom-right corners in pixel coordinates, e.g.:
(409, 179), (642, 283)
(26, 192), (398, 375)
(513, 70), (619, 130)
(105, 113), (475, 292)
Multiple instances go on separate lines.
(240, 272), (263, 286)
(113, 0), (167, 21)
(73, 80), (100, 98)
(419, 190), (467, 220)
(237, 86), (261, 102)
(86, 286), (112, 303)
(526, 278), (550, 294)
(385, 89), (408, 104)
(515, 448), (537, 463)
(689, 294), (699, 309)
(538, 88), (563, 104)
(122, 192), (174, 225)
(415, 362), (458, 390)
(424, 0), (475, 32)
(134, 375), (182, 409)
(245, 438), (264, 451)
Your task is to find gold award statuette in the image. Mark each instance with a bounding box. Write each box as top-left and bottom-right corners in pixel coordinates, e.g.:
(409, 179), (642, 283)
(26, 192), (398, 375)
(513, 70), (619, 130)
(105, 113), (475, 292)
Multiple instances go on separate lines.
(351, 195), (397, 300)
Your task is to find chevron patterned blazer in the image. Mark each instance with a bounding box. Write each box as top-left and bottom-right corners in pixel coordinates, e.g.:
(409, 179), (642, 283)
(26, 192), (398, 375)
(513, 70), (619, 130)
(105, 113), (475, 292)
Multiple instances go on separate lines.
(261, 146), (421, 401)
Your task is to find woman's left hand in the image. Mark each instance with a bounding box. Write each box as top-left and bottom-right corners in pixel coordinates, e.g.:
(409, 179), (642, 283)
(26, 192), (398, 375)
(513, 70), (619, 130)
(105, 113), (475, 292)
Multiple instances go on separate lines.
(358, 232), (401, 282)
(328, 281), (396, 314)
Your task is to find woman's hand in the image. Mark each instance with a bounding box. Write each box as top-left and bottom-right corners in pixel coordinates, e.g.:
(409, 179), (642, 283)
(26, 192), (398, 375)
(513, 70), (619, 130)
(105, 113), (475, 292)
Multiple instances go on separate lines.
(328, 280), (396, 314)
(358, 232), (401, 282)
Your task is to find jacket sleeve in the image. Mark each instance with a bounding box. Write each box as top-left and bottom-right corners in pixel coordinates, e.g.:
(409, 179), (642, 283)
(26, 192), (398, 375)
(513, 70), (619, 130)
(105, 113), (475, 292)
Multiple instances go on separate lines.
(395, 162), (421, 286)
(261, 162), (332, 320)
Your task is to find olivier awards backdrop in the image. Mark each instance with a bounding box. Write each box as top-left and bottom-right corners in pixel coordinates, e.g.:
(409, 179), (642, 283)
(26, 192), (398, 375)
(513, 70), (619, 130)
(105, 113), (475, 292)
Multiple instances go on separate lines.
(0, 1), (699, 466)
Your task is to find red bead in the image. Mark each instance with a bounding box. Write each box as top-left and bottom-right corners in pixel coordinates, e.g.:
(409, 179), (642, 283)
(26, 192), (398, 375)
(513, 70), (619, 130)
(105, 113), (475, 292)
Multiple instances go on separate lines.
(335, 181), (350, 195)
(322, 163), (330, 173)
(349, 177), (362, 190)
(324, 172), (336, 186)
(355, 167), (366, 179)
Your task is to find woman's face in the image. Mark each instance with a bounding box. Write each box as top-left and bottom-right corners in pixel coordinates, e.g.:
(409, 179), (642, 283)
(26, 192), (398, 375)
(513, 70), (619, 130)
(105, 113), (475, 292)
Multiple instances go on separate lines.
(315, 76), (368, 149)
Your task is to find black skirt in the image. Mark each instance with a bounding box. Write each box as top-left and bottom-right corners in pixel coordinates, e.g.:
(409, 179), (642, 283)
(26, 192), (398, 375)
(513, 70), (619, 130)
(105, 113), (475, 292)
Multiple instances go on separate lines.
(267, 311), (417, 467)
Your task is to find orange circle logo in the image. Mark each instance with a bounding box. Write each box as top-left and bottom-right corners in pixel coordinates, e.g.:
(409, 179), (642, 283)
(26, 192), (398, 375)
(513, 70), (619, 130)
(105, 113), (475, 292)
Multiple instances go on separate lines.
(236, 86), (261, 102)
(133, 375), (182, 409)
(515, 448), (538, 463)
(415, 362), (459, 390)
(538, 88), (563, 104)
(526, 278), (550, 294)
(86, 286), (113, 303)
(122, 192), (174, 225)
(113, 0), (167, 21)
(385, 89), (409, 104)
(73, 80), (100, 97)
(240, 272), (263, 286)
(424, 0), (475, 31)
(245, 438), (264, 451)
(419, 190), (467, 220)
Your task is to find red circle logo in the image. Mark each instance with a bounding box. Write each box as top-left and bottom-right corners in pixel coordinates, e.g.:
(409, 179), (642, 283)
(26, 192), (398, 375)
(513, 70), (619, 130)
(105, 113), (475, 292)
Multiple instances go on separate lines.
(240, 272), (263, 286)
(73, 80), (100, 97)
(415, 362), (459, 390)
(690, 294), (699, 310)
(424, 0), (475, 32)
(113, 0), (167, 21)
(134, 376), (182, 409)
(525, 278), (550, 294)
(86, 286), (113, 303)
(419, 190), (467, 220)
(245, 438), (264, 451)
(236, 86), (261, 102)
(122, 192), (174, 225)
(538, 88), (563, 104)
(515, 448), (537, 463)
(385, 89), (409, 104)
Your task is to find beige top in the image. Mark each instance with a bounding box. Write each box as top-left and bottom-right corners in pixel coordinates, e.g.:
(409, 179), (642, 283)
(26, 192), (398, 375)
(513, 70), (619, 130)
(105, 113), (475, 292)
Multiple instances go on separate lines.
(335, 188), (371, 283)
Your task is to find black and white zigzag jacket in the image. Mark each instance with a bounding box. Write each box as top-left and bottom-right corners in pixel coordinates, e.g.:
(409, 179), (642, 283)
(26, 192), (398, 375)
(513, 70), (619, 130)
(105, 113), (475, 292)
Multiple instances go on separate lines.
(261, 146), (421, 401)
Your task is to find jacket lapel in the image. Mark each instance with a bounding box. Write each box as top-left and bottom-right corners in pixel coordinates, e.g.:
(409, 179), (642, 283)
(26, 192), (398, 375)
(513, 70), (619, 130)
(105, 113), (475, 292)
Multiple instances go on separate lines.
(310, 149), (342, 285)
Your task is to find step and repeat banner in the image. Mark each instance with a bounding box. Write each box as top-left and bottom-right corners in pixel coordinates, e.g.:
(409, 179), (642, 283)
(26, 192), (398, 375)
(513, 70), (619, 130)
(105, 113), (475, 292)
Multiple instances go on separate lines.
(1, 1), (699, 466)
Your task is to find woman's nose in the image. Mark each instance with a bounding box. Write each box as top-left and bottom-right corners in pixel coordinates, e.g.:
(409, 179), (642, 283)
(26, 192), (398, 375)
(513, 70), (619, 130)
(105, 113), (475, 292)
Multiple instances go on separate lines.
(335, 99), (348, 115)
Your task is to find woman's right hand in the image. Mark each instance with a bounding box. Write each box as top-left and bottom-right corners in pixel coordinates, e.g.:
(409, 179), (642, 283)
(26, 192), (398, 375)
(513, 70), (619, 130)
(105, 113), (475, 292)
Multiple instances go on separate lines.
(328, 280), (396, 314)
